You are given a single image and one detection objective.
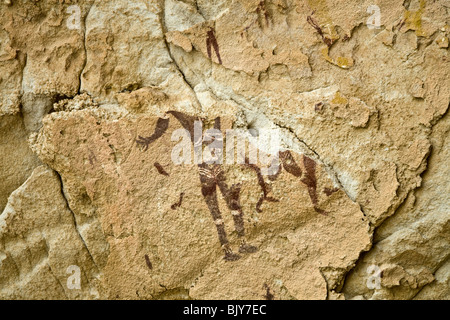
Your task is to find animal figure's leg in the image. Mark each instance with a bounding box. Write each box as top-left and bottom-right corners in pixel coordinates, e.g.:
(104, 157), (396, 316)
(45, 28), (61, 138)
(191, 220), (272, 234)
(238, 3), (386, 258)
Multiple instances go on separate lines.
(279, 151), (326, 215)
(301, 155), (326, 215)
(199, 164), (241, 261)
(279, 150), (302, 177)
(244, 160), (279, 213)
(215, 167), (258, 254)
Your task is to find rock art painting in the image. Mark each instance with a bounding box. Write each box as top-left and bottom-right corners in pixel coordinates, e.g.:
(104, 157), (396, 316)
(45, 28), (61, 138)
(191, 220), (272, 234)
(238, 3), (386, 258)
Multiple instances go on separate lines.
(0, 0), (448, 301)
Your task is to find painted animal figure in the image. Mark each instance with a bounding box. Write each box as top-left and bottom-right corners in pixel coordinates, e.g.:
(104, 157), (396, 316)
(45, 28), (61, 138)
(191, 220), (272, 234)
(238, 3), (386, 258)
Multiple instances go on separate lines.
(136, 111), (327, 261)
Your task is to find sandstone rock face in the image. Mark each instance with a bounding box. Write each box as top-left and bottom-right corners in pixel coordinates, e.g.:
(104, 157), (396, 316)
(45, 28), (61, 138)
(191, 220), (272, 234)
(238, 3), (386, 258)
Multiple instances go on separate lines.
(0, 114), (40, 213)
(0, 0), (448, 299)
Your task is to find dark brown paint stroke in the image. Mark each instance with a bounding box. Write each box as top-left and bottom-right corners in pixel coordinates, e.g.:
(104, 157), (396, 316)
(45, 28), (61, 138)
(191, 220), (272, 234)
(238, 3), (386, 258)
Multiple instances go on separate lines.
(263, 283), (275, 300)
(154, 162), (169, 176)
(144, 254), (153, 270)
(244, 159), (278, 213)
(214, 117), (221, 130)
(206, 28), (222, 65)
(88, 150), (96, 166)
(279, 150), (302, 177)
(307, 14), (334, 48)
(166, 111), (199, 143)
(301, 155), (327, 215)
(214, 167), (246, 237)
(171, 192), (184, 210)
(197, 164), (240, 260)
(136, 117), (169, 151)
(301, 155), (317, 204)
(324, 187), (339, 196)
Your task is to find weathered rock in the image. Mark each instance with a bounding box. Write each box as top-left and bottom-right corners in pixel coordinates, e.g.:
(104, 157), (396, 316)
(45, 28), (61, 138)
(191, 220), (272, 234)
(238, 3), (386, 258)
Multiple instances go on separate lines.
(0, 114), (40, 213)
(26, 109), (370, 299)
(342, 112), (450, 300)
(414, 260), (450, 300)
(0, 0), (448, 300)
(0, 165), (100, 299)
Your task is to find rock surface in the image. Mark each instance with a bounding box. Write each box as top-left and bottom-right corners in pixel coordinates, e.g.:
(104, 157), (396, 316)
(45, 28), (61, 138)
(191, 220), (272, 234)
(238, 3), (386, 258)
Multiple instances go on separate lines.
(0, 0), (448, 299)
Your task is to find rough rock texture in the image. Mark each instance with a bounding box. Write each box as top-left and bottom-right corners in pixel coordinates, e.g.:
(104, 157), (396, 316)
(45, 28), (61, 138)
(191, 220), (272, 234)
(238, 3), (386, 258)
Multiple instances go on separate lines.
(0, 165), (100, 299)
(342, 111), (449, 299)
(0, 114), (40, 213)
(0, 0), (449, 299)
